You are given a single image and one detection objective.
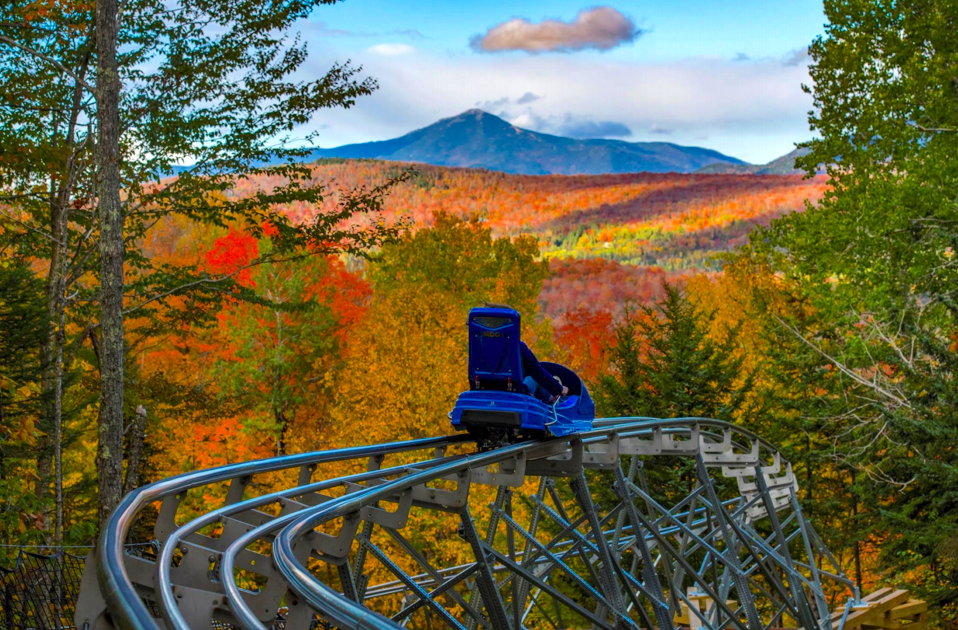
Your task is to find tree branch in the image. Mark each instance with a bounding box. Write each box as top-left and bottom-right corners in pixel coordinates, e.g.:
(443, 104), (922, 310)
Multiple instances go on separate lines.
(0, 36), (95, 92)
(770, 312), (913, 411)
(120, 252), (317, 319)
(0, 207), (62, 244)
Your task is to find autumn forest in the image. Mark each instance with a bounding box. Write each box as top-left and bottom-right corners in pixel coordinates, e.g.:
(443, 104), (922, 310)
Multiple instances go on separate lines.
(1, 0), (956, 627)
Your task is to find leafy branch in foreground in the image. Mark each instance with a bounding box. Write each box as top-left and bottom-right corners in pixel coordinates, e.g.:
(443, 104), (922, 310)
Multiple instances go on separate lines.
(747, 0), (958, 610)
(0, 0), (402, 535)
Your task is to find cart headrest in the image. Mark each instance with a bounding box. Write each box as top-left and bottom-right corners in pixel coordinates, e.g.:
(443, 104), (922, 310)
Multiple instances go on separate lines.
(468, 307), (522, 390)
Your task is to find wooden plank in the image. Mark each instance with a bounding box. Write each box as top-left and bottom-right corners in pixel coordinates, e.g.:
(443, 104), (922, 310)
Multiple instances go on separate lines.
(890, 600), (928, 620)
(833, 589), (889, 622)
(859, 594), (925, 630)
(833, 603), (864, 622)
(874, 590), (911, 610)
(863, 588), (894, 603)
(841, 605), (883, 630)
(831, 589), (923, 630)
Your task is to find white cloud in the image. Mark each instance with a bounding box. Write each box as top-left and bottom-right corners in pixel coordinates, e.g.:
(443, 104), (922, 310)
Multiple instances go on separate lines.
(781, 47), (810, 66)
(299, 52), (814, 164)
(366, 43), (415, 56)
(475, 96), (510, 110)
(471, 7), (643, 54)
(309, 22), (424, 39)
(507, 111), (631, 138)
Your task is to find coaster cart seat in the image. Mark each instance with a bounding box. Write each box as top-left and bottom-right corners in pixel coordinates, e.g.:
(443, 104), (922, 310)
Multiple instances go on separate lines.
(449, 307), (594, 445)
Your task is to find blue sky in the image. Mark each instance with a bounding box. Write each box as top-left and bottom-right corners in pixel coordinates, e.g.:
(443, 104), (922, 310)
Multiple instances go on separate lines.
(295, 1), (826, 163)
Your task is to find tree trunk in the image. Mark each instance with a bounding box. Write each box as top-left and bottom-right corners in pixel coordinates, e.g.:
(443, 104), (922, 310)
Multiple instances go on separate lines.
(850, 469), (863, 590)
(53, 303), (65, 545)
(95, 0), (125, 533)
(36, 216), (62, 534)
(36, 189), (67, 537)
(123, 405), (147, 495)
(275, 408), (288, 456)
(37, 59), (88, 540)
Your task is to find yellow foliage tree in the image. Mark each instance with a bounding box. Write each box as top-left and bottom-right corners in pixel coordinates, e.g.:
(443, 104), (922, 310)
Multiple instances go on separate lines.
(327, 211), (553, 449)
(321, 213), (554, 617)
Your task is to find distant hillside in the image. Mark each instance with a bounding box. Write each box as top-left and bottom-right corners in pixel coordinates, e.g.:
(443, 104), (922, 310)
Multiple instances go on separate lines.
(224, 161), (827, 317)
(696, 147), (814, 175)
(304, 109), (746, 175)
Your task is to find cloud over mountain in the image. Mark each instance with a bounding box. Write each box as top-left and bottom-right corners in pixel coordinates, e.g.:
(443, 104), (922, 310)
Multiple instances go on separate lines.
(556, 119), (631, 138)
(305, 109), (743, 175)
(510, 111), (632, 139)
(470, 6), (642, 54)
(306, 47), (814, 164)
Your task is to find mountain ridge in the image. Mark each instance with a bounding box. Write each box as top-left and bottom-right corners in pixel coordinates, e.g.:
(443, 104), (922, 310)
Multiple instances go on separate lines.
(305, 109), (746, 175)
(695, 147), (814, 175)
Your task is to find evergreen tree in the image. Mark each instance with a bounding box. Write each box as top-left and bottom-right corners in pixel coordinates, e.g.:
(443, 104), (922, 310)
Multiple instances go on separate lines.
(0, 260), (50, 545)
(595, 283), (755, 505)
(598, 283), (754, 421)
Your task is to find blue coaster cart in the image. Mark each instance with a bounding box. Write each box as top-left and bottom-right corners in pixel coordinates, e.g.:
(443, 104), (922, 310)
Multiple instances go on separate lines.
(450, 306), (594, 444)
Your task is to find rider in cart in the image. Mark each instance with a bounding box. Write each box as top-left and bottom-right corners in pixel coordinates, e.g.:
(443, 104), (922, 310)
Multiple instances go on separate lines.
(482, 302), (569, 404)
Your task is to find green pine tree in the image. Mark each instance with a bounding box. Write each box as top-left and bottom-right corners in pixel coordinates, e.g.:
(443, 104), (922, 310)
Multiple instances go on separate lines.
(598, 283), (754, 421)
(0, 260), (50, 546)
(594, 283), (755, 506)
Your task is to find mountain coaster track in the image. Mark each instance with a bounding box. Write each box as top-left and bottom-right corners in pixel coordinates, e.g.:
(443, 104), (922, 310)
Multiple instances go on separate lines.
(75, 417), (859, 630)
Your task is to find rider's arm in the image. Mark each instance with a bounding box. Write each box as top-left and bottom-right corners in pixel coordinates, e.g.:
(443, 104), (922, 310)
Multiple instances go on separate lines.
(519, 343), (564, 397)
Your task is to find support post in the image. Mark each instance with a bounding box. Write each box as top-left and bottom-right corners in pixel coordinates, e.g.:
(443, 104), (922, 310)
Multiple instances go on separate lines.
(458, 506), (513, 630)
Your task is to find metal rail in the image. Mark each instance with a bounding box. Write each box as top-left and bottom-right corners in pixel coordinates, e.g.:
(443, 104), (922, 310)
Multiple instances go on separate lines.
(76, 418), (855, 630)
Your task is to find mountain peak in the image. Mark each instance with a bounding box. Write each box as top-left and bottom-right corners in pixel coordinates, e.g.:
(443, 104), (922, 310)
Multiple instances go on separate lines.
(309, 111), (746, 175)
(437, 108), (513, 130)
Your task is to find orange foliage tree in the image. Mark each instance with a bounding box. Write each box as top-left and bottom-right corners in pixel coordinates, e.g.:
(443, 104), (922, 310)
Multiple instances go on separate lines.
(326, 212), (552, 449)
(142, 226), (371, 518)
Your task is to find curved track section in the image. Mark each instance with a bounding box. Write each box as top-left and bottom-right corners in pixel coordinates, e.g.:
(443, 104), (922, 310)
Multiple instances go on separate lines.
(75, 419), (856, 630)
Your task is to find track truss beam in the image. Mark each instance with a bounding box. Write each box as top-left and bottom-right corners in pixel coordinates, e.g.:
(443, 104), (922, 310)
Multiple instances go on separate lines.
(75, 418), (856, 630)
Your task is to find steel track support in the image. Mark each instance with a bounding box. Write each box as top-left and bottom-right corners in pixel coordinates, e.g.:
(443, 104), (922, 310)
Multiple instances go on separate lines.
(611, 458), (641, 567)
(635, 461), (682, 615)
(625, 480), (747, 630)
(483, 545), (615, 630)
(504, 491), (521, 630)
(624, 473), (800, 628)
(524, 494), (659, 630)
(526, 588), (561, 630)
(361, 537), (467, 630)
(754, 473), (819, 630)
(613, 463), (674, 630)
(458, 506), (513, 630)
(570, 472), (632, 630)
(465, 486), (509, 630)
(384, 527), (488, 627)
(670, 479), (703, 597)
(353, 520), (376, 601)
(514, 478), (547, 619)
(545, 483), (611, 604)
(339, 562), (358, 602)
(391, 565), (480, 625)
(492, 504), (613, 610)
(694, 457), (762, 630)
(789, 492), (833, 627)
